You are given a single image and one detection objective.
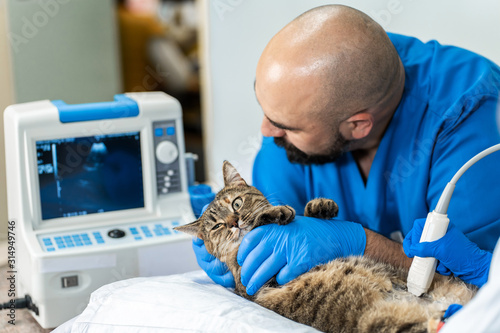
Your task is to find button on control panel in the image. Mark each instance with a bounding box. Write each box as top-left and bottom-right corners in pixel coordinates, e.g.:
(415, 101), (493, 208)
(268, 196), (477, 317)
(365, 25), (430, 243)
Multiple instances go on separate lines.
(38, 220), (185, 252)
(156, 141), (179, 164)
(153, 121), (181, 195)
(108, 229), (126, 238)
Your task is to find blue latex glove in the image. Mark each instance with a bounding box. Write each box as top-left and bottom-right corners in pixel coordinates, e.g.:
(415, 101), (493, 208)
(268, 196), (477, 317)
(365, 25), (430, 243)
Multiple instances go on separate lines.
(191, 203), (235, 288)
(237, 216), (366, 295)
(404, 218), (492, 287)
(192, 237), (235, 288)
(443, 304), (463, 320)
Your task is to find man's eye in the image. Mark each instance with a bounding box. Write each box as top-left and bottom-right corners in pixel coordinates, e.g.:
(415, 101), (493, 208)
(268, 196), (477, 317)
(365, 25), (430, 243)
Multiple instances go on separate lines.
(211, 223), (223, 231)
(232, 197), (243, 211)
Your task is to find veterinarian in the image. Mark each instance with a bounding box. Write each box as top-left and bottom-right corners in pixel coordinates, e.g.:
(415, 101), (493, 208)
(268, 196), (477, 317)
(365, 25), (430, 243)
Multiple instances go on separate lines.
(193, 4), (500, 296)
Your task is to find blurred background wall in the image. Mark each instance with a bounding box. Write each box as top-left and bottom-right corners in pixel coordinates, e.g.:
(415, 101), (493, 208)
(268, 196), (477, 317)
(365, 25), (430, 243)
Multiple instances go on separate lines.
(6, 0), (122, 104)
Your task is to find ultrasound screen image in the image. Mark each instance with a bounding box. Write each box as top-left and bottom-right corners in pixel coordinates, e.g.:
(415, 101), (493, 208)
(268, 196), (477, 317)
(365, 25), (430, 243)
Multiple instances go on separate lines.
(37, 132), (144, 220)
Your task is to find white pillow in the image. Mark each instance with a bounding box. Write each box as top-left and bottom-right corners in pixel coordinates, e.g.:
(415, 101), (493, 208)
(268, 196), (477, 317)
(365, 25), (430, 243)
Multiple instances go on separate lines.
(54, 270), (319, 333)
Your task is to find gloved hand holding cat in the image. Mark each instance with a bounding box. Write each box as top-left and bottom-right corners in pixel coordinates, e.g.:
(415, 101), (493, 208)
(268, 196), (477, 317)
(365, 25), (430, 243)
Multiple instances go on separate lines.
(192, 205), (366, 295)
(191, 203), (236, 288)
(192, 237), (236, 287)
(237, 216), (366, 295)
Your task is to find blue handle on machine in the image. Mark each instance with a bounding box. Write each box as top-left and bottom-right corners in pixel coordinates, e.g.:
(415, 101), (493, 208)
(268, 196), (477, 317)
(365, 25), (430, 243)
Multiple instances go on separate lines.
(53, 94), (140, 123)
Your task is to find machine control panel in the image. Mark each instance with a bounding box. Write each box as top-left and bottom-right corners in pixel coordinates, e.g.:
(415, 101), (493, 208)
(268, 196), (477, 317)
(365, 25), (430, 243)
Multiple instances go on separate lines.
(153, 120), (181, 195)
(38, 219), (183, 252)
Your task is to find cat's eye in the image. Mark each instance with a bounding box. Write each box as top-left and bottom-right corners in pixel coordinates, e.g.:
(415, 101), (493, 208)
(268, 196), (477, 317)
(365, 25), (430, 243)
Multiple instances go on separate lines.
(232, 197), (243, 211)
(211, 223), (223, 231)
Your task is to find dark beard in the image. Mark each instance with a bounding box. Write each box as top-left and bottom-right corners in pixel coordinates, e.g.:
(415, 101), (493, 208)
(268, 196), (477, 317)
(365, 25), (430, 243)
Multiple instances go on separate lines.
(274, 134), (349, 165)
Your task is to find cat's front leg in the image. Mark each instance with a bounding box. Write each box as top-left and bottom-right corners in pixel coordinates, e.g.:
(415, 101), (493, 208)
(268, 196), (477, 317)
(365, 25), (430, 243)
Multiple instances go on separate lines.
(304, 198), (339, 219)
(255, 205), (295, 226)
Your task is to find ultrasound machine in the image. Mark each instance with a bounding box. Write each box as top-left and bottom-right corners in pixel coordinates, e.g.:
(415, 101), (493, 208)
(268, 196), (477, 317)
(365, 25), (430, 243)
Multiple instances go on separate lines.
(4, 92), (200, 328)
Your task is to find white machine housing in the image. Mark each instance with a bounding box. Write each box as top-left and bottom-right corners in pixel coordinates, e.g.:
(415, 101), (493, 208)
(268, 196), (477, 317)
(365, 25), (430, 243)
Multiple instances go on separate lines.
(4, 92), (199, 328)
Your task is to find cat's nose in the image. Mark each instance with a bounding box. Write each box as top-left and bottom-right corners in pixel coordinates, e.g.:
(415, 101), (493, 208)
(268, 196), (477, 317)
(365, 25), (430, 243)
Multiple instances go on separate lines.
(227, 215), (239, 228)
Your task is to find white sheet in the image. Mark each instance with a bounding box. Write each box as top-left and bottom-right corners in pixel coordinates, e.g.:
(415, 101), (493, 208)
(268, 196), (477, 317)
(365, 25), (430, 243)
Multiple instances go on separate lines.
(54, 270), (319, 333)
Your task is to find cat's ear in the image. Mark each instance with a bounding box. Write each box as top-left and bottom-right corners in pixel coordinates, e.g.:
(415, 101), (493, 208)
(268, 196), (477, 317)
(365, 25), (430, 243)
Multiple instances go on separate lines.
(174, 220), (204, 239)
(223, 161), (247, 187)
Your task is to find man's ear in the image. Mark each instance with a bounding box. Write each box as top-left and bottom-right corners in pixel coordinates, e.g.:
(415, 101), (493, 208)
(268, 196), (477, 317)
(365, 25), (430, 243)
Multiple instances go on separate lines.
(340, 112), (374, 140)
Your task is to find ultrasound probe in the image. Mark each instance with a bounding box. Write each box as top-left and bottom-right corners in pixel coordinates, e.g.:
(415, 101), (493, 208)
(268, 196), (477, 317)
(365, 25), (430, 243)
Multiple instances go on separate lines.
(407, 143), (500, 296)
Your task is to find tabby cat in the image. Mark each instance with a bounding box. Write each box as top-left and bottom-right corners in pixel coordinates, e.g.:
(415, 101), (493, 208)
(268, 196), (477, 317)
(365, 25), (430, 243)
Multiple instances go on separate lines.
(175, 161), (476, 333)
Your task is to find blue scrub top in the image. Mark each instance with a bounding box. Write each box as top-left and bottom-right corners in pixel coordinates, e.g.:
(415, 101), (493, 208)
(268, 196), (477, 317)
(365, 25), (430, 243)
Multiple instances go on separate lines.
(252, 33), (500, 252)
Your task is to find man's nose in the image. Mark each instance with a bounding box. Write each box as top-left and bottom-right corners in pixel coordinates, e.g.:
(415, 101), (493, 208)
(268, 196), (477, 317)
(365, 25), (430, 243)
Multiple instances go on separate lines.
(261, 117), (285, 137)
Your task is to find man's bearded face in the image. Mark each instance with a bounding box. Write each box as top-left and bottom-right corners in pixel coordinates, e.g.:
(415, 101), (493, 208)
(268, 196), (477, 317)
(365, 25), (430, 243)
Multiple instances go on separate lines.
(274, 130), (350, 165)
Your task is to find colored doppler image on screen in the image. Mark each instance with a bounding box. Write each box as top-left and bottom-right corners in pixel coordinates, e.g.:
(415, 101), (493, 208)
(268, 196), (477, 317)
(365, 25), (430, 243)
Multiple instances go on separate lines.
(36, 132), (145, 220)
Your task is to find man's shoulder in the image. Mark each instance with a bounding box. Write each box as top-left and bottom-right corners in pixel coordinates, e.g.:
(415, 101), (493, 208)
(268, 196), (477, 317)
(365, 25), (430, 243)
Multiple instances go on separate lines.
(388, 33), (500, 117)
(387, 32), (496, 75)
(386, 32), (476, 59)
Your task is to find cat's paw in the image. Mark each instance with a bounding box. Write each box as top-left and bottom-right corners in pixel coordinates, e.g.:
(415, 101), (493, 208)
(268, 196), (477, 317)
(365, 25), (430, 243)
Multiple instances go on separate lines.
(257, 205), (295, 226)
(304, 198), (339, 219)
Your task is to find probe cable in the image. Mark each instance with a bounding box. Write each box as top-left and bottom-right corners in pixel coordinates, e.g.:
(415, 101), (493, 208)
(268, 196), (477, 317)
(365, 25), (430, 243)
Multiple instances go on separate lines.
(435, 143), (500, 214)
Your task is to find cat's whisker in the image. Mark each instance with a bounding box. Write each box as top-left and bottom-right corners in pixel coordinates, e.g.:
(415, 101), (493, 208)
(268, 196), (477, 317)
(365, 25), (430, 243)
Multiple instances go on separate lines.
(242, 211), (252, 221)
(229, 227), (240, 241)
(249, 200), (269, 213)
(262, 191), (284, 206)
(245, 200), (271, 223)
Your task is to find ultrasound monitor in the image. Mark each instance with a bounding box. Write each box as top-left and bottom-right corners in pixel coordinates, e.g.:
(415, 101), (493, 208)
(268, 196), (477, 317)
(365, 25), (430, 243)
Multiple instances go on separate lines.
(4, 92), (199, 328)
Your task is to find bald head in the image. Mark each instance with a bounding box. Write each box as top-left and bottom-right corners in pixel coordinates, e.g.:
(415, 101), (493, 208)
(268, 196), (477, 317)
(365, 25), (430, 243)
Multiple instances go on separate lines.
(256, 5), (402, 123)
